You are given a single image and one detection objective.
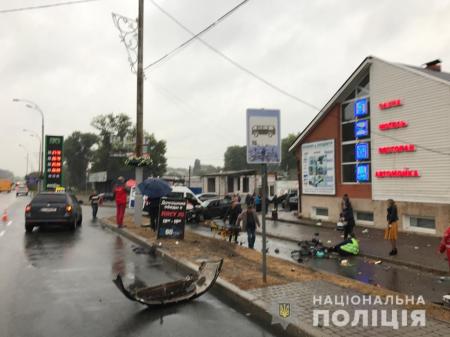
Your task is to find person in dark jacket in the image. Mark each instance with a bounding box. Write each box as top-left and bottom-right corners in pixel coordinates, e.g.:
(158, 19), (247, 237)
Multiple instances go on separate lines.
(237, 205), (261, 249)
(88, 190), (102, 219)
(146, 197), (160, 231)
(341, 194), (355, 239)
(223, 200), (242, 243)
(385, 199), (399, 255)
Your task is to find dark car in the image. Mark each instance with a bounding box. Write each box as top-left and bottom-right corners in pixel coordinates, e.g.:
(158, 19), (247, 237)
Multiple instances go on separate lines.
(288, 195), (298, 211)
(202, 198), (232, 219)
(196, 193), (219, 202)
(25, 192), (83, 232)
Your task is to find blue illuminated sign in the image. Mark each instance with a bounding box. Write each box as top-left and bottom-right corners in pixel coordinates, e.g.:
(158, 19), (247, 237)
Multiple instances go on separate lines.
(356, 164), (370, 182)
(354, 98), (368, 117)
(355, 143), (369, 161)
(354, 120), (369, 138)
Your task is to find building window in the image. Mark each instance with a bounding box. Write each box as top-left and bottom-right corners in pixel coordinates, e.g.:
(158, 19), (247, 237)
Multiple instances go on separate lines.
(207, 178), (215, 193)
(237, 177), (241, 191)
(341, 74), (371, 184)
(313, 207), (329, 219)
(243, 177), (249, 193)
(405, 215), (436, 233)
(355, 211), (374, 224)
(227, 177), (234, 193)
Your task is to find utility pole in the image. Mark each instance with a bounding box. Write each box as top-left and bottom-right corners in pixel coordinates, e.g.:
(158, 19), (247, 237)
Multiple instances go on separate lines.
(134, 0), (145, 226)
(261, 164), (267, 283)
(188, 165), (191, 188)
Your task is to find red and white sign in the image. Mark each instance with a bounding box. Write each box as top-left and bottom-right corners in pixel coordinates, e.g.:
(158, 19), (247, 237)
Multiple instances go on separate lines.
(379, 99), (402, 110)
(379, 120), (408, 131)
(375, 169), (420, 178)
(378, 144), (415, 154)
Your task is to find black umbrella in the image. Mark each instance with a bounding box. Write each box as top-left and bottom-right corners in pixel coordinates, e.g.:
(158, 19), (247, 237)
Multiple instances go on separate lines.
(138, 178), (172, 199)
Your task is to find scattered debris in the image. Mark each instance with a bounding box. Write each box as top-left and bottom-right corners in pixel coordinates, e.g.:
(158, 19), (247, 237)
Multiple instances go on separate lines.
(158, 242), (162, 247)
(414, 246), (419, 250)
(340, 259), (349, 266)
(327, 240), (332, 244)
(175, 241), (179, 245)
(357, 272), (362, 275)
(426, 244), (431, 247)
(374, 260), (382, 265)
(316, 221), (322, 226)
(362, 229), (369, 234)
(245, 313), (251, 317)
(291, 268), (296, 272)
(274, 248), (280, 254)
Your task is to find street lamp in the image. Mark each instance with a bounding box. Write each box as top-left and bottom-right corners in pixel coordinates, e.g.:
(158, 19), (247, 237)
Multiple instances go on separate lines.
(18, 144), (29, 176)
(23, 128), (41, 174)
(13, 98), (45, 191)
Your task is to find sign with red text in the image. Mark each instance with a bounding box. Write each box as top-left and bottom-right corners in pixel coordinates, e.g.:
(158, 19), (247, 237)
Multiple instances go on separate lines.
(379, 121), (408, 131)
(378, 144), (416, 154)
(44, 135), (64, 190)
(157, 198), (186, 239)
(375, 169), (420, 178)
(379, 99), (402, 110)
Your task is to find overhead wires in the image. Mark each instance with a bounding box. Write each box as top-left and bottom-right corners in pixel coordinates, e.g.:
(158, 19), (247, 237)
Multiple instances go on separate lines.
(0, 0), (102, 14)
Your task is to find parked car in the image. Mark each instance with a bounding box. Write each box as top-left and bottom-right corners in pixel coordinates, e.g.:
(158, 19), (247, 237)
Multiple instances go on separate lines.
(196, 193), (219, 202)
(288, 195), (298, 211)
(25, 192), (83, 232)
(280, 191), (297, 209)
(202, 198), (232, 219)
(16, 182), (28, 197)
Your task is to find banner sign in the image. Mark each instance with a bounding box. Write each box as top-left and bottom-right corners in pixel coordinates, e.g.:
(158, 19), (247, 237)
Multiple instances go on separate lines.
(157, 198), (186, 239)
(246, 108), (281, 164)
(301, 139), (335, 195)
(44, 135), (64, 190)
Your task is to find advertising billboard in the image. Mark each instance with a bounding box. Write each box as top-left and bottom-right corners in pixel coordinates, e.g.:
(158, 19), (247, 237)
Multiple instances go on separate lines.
(44, 135), (64, 190)
(301, 139), (335, 195)
(246, 109), (281, 164)
(157, 198), (186, 240)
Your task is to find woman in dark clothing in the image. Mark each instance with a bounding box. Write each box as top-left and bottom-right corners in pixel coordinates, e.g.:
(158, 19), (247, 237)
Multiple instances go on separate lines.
(224, 201), (242, 243)
(341, 194), (355, 239)
(385, 199), (399, 255)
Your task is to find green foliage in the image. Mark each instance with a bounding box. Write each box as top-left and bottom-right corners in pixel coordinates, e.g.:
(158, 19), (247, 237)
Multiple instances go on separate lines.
(281, 134), (298, 172)
(224, 145), (249, 171)
(0, 168), (14, 179)
(63, 131), (98, 189)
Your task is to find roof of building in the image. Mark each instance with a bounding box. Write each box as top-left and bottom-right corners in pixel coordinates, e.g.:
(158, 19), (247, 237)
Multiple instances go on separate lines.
(288, 56), (450, 152)
(201, 169), (257, 177)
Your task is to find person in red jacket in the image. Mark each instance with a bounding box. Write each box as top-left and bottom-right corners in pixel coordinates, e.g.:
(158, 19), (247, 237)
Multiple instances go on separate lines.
(114, 177), (128, 228)
(438, 226), (450, 271)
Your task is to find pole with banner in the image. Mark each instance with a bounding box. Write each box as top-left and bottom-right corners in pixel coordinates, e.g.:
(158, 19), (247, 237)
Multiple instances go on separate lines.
(246, 108), (281, 283)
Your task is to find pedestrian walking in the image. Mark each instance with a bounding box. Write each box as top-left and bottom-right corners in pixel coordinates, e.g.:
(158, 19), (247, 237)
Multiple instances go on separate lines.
(438, 226), (450, 271)
(255, 194), (261, 212)
(113, 177), (128, 228)
(245, 193), (252, 206)
(273, 194), (279, 211)
(341, 194), (355, 239)
(147, 197), (160, 231)
(237, 205), (260, 249)
(88, 190), (102, 219)
(223, 200), (242, 243)
(385, 199), (399, 256)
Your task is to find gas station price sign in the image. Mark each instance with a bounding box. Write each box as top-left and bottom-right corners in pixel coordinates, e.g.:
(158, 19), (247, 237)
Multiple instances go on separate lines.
(44, 135), (64, 190)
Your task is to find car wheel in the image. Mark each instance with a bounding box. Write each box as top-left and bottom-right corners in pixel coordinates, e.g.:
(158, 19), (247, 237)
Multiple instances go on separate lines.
(25, 224), (34, 233)
(70, 219), (77, 231)
(77, 216), (82, 227)
(16, 193), (18, 197)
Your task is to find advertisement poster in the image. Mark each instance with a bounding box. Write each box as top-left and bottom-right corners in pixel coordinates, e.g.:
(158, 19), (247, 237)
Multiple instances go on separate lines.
(157, 198), (186, 239)
(246, 109), (281, 164)
(44, 135), (64, 190)
(301, 139), (335, 195)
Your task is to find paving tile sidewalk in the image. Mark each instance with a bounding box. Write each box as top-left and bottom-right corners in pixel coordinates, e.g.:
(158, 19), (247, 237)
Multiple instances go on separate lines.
(259, 211), (448, 273)
(249, 280), (449, 336)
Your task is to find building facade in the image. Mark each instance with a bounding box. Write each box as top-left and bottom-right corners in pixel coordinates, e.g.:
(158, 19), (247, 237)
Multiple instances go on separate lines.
(290, 57), (450, 235)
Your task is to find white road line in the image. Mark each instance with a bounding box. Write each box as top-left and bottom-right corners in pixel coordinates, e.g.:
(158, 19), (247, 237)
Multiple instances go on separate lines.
(6, 221), (12, 226)
(0, 230), (5, 237)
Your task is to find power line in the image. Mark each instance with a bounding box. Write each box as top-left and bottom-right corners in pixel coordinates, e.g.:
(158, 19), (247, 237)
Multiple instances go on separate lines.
(144, 0), (250, 71)
(147, 0), (320, 110)
(0, 0), (102, 14)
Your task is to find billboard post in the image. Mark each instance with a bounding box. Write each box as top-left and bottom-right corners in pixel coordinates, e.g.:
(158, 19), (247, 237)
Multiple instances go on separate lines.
(44, 135), (64, 191)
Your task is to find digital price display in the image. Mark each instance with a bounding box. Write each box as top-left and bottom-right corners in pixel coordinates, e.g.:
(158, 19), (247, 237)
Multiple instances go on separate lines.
(354, 120), (369, 138)
(356, 164), (370, 182)
(44, 135), (64, 190)
(355, 143), (369, 161)
(354, 98), (368, 117)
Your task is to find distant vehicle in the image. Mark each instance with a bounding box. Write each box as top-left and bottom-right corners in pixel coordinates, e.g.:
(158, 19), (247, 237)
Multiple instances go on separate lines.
(16, 182), (29, 197)
(196, 193), (219, 202)
(202, 198), (232, 219)
(166, 186), (205, 222)
(25, 192), (83, 232)
(252, 125), (276, 137)
(0, 179), (13, 193)
(288, 195), (298, 211)
(279, 190), (298, 209)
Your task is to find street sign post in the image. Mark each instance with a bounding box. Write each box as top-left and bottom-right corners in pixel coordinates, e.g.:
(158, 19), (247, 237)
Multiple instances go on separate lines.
(246, 108), (281, 283)
(44, 135), (64, 191)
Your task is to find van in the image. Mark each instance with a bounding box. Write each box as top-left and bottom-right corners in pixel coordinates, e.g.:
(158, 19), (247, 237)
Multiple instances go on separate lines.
(166, 186), (205, 222)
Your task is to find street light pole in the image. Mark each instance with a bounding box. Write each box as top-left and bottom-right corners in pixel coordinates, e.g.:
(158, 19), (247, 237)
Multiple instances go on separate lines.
(18, 144), (29, 176)
(23, 129), (41, 177)
(134, 0), (145, 226)
(13, 99), (45, 191)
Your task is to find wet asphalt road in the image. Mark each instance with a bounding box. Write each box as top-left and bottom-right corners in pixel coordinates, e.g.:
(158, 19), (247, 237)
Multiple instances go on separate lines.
(188, 223), (450, 303)
(0, 194), (276, 337)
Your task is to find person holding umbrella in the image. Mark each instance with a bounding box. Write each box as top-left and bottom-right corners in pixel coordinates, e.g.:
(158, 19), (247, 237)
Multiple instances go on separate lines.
(138, 178), (172, 231)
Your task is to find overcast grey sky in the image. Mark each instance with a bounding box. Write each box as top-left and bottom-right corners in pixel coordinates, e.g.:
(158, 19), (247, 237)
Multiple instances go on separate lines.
(1, 0), (450, 176)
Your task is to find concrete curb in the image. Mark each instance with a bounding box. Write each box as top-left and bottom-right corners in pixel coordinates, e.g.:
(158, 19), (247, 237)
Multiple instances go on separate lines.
(99, 218), (317, 337)
(267, 217), (447, 275)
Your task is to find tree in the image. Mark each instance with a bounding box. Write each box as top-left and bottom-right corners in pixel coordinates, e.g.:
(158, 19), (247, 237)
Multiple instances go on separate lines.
(192, 159), (201, 175)
(142, 133), (167, 178)
(0, 168), (14, 179)
(63, 131), (98, 189)
(224, 145), (249, 171)
(280, 134), (298, 176)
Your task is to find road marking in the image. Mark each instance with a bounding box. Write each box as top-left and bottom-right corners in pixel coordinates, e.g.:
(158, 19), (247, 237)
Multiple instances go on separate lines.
(0, 230), (5, 237)
(6, 221), (12, 226)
